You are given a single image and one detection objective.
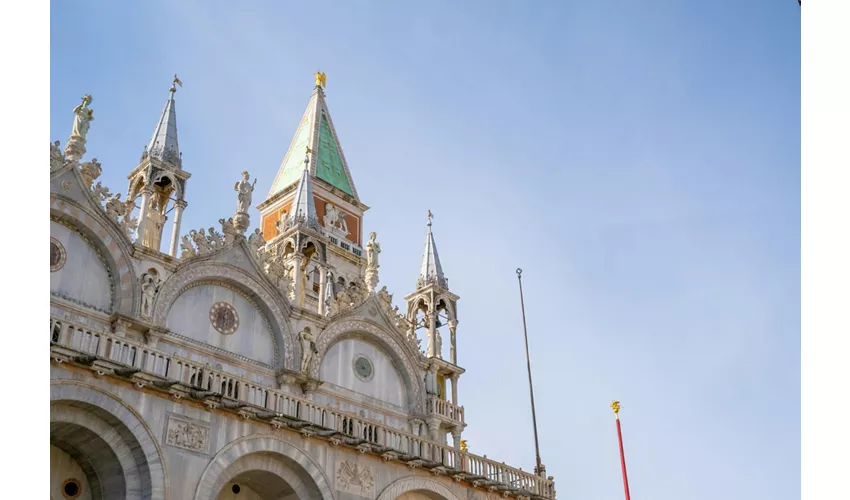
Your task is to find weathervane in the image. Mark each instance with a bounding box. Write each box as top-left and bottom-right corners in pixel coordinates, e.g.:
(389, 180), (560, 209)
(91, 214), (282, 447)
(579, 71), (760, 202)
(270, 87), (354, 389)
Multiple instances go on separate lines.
(170, 73), (183, 93)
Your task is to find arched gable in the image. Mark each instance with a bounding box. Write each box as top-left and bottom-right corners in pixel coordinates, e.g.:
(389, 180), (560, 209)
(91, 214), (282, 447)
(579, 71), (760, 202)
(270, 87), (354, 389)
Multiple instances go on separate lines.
(311, 318), (425, 413)
(50, 194), (138, 316)
(152, 261), (296, 370)
(193, 435), (335, 500)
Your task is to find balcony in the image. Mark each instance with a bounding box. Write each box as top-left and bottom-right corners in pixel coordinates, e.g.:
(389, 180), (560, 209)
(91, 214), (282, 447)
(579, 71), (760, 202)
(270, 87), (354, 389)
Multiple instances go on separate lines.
(49, 316), (556, 500)
(427, 396), (465, 426)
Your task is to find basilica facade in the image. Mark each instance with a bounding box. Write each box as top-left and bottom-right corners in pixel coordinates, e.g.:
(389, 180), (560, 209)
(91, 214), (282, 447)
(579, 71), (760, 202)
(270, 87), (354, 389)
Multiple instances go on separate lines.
(49, 74), (556, 500)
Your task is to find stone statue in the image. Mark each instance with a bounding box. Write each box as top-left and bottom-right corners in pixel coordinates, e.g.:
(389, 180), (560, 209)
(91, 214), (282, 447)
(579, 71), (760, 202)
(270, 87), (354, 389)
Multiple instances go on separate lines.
(425, 369), (438, 395)
(295, 255), (309, 306)
(140, 271), (160, 318)
(50, 140), (64, 170)
(71, 95), (94, 140)
(190, 229), (211, 254)
(207, 227), (225, 248)
(219, 217), (239, 245)
(298, 327), (317, 373)
(366, 232), (381, 270)
(248, 228), (264, 254)
(80, 158), (102, 187)
(234, 171), (257, 214)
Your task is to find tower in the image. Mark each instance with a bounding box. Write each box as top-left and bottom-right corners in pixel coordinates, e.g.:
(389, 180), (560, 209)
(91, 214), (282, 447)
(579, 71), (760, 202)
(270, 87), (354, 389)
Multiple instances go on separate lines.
(126, 75), (191, 255)
(404, 212), (465, 447)
(256, 72), (370, 313)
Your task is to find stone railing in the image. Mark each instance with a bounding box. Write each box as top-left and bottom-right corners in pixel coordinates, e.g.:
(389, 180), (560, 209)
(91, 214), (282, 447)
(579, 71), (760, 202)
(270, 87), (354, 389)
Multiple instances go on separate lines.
(49, 316), (555, 499)
(428, 396), (465, 424)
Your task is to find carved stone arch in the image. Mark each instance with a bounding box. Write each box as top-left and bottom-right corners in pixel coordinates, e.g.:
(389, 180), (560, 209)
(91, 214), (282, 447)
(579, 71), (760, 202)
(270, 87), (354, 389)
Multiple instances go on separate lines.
(192, 435), (335, 500)
(151, 261), (297, 371)
(311, 318), (425, 412)
(407, 296), (431, 322)
(50, 380), (168, 500)
(151, 170), (181, 198)
(377, 476), (463, 500)
(435, 295), (457, 322)
(300, 236), (325, 261)
(50, 195), (138, 316)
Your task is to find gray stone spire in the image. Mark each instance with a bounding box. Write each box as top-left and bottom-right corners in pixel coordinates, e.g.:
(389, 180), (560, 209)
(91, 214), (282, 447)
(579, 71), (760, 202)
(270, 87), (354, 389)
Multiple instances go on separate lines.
(287, 149), (319, 229)
(418, 211), (447, 289)
(143, 75), (183, 169)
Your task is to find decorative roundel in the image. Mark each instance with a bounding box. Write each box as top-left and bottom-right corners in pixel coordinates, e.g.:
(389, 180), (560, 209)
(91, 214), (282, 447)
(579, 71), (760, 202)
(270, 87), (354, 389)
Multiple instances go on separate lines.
(50, 237), (66, 272)
(62, 478), (82, 499)
(209, 302), (239, 335)
(352, 355), (374, 382)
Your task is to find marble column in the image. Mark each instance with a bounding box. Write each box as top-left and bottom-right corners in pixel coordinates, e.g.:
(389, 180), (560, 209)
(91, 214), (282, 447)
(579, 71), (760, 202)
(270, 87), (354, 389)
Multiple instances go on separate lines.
(168, 200), (187, 257)
(448, 320), (458, 364)
(451, 375), (458, 406)
(318, 265), (327, 316)
(427, 311), (437, 357)
(451, 428), (462, 450)
(135, 189), (152, 244)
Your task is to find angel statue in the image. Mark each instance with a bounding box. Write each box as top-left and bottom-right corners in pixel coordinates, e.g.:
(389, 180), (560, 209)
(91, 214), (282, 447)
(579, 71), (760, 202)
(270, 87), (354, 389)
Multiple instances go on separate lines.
(235, 171), (258, 214)
(71, 95), (94, 140)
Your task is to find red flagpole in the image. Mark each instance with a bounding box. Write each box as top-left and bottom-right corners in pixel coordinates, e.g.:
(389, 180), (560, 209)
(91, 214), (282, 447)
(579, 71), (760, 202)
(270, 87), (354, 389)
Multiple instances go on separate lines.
(611, 401), (632, 500)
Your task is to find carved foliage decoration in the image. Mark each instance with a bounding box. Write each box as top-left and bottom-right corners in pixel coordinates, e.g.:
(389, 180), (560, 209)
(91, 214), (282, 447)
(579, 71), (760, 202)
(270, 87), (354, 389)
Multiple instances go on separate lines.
(165, 415), (210, 454)
(151, 262), (295, 369)
(336, 461), (375, 497)
(180, 218), (239, 259)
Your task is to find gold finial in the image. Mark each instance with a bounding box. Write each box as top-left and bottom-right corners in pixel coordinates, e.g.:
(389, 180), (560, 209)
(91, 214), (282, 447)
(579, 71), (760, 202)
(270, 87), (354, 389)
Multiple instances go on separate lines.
(460, 440), (468, 452)
(428, 209), (433, 222)
(314, 71), (327, 88)
(611, 400), (621, 417)
(305, 146), (312, 155)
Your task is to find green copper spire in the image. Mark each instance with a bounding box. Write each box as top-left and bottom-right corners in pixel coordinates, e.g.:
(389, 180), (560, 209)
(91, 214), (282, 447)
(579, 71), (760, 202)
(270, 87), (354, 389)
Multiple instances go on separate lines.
(268, 78), (358, 200)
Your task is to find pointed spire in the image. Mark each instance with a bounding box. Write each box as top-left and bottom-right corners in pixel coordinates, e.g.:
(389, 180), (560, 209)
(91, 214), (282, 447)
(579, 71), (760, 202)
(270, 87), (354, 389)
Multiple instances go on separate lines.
(143, 74), (183, 169)
(266, 73), (359, 200)
(418, 210), (447, 289)
(286, 147), (319, 230)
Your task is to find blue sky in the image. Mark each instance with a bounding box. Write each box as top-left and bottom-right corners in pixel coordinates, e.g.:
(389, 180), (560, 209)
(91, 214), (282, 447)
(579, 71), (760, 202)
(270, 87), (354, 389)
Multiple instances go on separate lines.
(50, 1), (800, 499)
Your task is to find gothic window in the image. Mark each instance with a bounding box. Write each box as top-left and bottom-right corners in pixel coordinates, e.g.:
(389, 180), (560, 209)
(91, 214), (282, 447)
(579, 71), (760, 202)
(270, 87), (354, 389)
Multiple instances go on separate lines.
(209, 302), (239, 335)
(50, 237), (66, 272)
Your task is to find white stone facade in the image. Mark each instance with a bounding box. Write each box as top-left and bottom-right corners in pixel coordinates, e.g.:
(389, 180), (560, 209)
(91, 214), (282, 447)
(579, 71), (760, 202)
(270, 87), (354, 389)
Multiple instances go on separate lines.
(49, 80), (556, 500)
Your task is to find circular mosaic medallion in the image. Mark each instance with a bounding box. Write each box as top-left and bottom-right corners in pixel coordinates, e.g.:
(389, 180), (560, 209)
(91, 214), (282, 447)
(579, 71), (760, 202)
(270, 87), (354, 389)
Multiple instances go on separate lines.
(209, 302), (239, 335)
(62, 478), (82, 499)
(50, 238), (66, 272)
(353, 355), (374, 381)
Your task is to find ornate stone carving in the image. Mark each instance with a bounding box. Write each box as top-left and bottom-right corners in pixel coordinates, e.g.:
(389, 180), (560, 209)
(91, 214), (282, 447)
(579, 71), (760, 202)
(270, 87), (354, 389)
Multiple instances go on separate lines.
(50, 140), (65, 170)
(180, 235), (196, 258)
(65, 94), (93, 162)
(298, 326), (317, 373)
(80, 158), (102, 187)
(323, 202), (349, 236)
(233, 171), (256, 233)
(336, 461), (375, 497)
(140, 270), (161, 319)
(180, 219), (242, 260)
(165, 415), (210, 454)
(50, 237), (66, 272)
(219, 218), (240, 245)
(364, 232), (381, 292)
(91, 182), (111, 203)
(151, 263), (293, 368)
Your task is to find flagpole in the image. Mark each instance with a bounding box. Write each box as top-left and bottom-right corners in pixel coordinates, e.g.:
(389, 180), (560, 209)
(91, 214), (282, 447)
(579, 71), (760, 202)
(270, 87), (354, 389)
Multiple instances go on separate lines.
(611, 401), (632, 500)
(516, 268), (544, 476)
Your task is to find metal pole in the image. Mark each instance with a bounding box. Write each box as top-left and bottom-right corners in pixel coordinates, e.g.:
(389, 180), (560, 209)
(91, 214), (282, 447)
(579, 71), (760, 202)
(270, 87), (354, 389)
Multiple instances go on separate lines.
(611, 401), (632, 500)
(516, 268), (543, 476)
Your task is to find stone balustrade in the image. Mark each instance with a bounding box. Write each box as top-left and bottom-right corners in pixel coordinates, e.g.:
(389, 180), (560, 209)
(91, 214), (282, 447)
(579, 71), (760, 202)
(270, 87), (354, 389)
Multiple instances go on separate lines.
(49, 316), (556, 499)
(428, 396), (465, 424)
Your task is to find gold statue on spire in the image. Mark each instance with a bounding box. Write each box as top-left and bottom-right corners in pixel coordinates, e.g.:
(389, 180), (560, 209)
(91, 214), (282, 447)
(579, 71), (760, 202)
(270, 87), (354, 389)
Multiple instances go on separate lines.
(611, 400), (621, 415)
(314, 71), (327, 88)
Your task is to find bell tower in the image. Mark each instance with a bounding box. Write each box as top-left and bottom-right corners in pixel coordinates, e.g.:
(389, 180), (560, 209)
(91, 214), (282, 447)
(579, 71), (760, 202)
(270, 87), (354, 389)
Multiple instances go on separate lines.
(126, 75), (191, 255)
(256, 73), (370, 313)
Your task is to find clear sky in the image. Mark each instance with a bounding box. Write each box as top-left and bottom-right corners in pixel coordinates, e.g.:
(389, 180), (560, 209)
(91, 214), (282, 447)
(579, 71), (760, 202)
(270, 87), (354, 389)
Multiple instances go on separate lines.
(50, 1), (800, 499)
